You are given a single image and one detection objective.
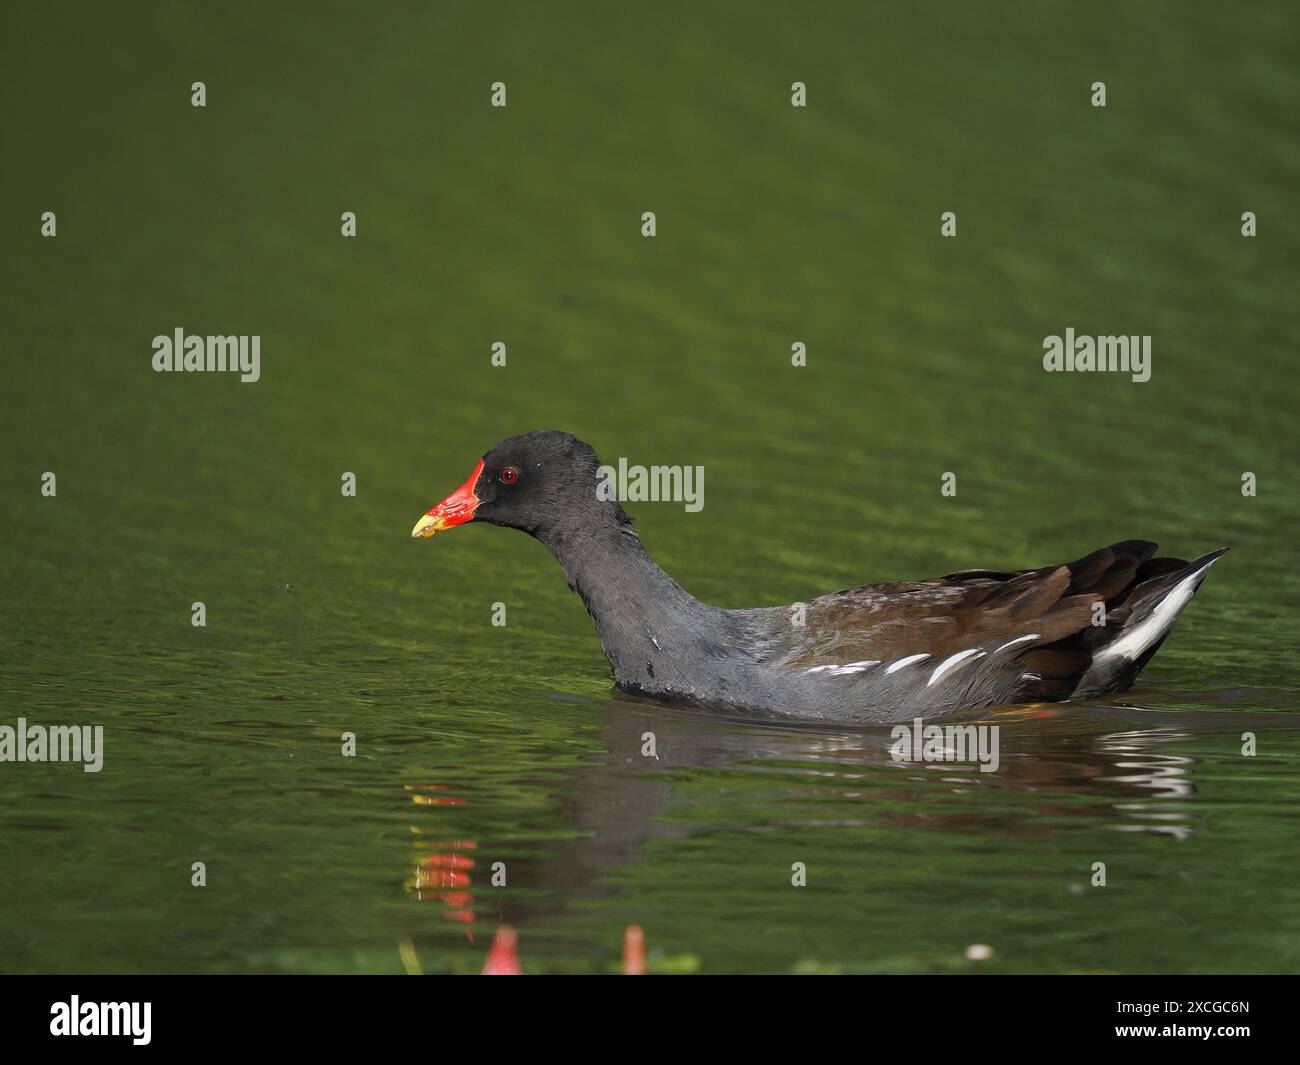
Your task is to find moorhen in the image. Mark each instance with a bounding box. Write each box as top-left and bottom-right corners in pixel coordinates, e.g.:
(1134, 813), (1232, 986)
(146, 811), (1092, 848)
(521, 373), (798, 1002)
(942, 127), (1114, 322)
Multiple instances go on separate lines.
(411, 431), (1225, 722)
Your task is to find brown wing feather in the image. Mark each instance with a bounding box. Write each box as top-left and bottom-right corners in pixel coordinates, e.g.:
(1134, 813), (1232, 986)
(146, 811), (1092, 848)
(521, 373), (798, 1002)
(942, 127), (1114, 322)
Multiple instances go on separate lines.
(781, 540), (1179, 670)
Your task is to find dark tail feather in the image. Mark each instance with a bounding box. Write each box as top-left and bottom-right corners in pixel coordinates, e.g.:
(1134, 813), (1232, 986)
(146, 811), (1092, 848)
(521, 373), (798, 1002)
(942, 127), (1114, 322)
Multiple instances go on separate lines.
(1072, 548), (1227, 698)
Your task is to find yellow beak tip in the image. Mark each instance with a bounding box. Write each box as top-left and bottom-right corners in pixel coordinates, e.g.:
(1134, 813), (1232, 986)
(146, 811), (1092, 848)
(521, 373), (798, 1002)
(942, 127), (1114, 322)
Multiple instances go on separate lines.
(411, 514), (444, 539)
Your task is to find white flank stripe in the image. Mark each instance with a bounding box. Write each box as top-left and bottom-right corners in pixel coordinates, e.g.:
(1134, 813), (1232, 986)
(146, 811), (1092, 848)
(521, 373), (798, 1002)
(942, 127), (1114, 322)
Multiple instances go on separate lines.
(993, 633), (1040, 655)
(885, 653), (931, 675)
(927, 648), (983, 687)
(805, 660), (881, 676)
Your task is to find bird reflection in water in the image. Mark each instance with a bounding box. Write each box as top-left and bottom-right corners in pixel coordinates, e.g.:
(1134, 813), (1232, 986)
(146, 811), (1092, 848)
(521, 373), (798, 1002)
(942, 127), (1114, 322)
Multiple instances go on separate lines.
(1094, 727), (1195, 838)
(406, 785), (481, 937)
(399, 696), (1266, 959)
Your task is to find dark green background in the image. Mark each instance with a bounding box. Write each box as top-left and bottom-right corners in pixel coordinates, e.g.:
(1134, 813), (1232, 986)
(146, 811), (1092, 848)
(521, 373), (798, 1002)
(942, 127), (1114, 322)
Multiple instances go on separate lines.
(1, 1), (1297, 973)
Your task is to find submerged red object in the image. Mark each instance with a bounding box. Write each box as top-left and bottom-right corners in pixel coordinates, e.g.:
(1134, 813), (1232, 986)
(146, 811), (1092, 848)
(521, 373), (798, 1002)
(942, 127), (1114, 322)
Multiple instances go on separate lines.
(478, 923), (647, 975)
(622, 925), (646, 975)
(413, 431), (1226, 722)
(482, 925), (522, 976)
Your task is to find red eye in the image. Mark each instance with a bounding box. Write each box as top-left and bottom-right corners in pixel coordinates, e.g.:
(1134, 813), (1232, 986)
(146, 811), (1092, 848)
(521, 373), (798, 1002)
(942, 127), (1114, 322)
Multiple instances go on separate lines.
(499, 466), (519, 485)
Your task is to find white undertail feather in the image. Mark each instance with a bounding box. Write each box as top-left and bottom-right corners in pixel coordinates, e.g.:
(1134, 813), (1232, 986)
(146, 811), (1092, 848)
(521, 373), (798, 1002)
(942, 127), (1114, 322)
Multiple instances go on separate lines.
(1096, 554), (1222, 664)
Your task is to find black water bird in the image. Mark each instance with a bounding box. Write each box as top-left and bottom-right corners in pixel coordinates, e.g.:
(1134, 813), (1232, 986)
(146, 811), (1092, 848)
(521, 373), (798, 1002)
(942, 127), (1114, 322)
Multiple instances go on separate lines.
(412, 431), (1224, 723)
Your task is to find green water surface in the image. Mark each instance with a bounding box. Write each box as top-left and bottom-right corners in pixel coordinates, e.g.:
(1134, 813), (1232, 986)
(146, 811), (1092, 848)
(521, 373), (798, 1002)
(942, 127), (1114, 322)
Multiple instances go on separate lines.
(1, 1), (1298, 973)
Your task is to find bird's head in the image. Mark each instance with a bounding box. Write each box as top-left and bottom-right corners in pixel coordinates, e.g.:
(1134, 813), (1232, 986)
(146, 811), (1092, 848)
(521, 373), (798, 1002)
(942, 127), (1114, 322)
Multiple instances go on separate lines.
(411, 430), (621, 540)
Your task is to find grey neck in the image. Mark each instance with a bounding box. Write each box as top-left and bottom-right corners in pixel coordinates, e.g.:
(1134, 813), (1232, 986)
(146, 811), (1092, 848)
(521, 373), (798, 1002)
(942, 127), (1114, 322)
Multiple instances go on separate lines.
(534, 508), (728, 691)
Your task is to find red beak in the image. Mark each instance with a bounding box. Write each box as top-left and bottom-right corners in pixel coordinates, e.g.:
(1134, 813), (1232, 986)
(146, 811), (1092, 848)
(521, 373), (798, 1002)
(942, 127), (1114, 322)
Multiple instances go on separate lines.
(411, 459), (484, 538)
